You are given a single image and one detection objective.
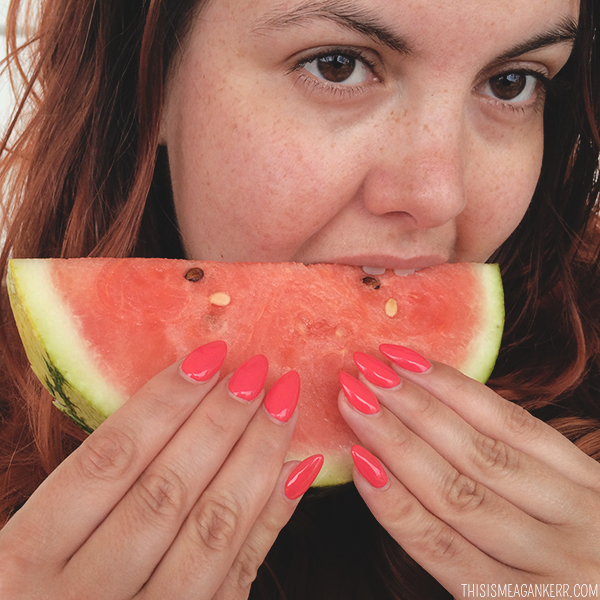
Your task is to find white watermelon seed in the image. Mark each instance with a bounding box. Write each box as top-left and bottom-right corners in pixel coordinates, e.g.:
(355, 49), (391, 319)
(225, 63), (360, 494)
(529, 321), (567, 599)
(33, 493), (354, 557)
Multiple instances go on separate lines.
(209, 292), (231, 306)
(385, 298), (398, 317)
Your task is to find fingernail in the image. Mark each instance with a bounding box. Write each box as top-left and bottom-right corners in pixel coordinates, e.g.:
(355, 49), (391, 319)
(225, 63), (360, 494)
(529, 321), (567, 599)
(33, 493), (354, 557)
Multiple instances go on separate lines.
(180, 340), (227, 382)
(264, 371), (300, 422)
(354, 352), (401, 388)
(285, 454), (324, 500)
(228, 355), (269, 401)
(351, 445), (388, 488)
(339, 372), (380, 415)
(379, 344), (431, 374)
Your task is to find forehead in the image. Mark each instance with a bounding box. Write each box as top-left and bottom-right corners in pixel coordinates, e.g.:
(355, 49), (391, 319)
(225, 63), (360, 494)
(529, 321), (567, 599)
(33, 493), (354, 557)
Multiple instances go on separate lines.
(202, 0), (579, 36)
(186, 0), (579, 75)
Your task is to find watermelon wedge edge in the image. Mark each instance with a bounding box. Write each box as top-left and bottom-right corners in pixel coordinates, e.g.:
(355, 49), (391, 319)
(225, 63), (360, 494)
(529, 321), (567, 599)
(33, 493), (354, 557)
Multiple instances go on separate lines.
(7, 259), (505, 486)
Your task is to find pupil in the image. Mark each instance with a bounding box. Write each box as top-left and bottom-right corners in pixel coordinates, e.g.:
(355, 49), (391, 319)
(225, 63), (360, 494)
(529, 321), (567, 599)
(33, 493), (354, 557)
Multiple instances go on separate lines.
(317, 55), (356, 83)
(490, 73), (527, 100)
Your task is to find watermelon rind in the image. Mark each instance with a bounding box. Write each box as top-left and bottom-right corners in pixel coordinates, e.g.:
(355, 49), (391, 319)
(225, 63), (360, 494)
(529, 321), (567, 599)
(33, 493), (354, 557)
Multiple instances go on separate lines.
(456, 262), (504, 383)
(7, 260), (125, 431)
(7, 259), (504, 487)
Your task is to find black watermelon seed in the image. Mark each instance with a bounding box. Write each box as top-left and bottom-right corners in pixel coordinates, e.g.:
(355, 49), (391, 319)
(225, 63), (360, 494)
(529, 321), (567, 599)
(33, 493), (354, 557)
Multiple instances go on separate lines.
(362, 276), (381, 290)
(184, 267), (204, 282)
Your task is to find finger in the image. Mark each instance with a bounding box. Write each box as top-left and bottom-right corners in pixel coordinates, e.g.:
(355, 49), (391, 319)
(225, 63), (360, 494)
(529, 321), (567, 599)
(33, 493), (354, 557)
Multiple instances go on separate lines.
(350, 444), (509, 597)
(2, 341), (227, 568)
(212, 455), (324, 600)
(357, 371), (598, 526)
(380, 344), (600, 489)
(137, 372), (300, 600)
(63, 355), (270, 598)
(339, 384), (559, 573)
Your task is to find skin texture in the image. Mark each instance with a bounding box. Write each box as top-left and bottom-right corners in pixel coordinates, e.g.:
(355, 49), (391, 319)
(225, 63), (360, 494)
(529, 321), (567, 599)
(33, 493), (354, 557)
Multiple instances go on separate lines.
(338, 352), (600, 593)
(162, 0), (575, 270)
(3, 1), (600, 599)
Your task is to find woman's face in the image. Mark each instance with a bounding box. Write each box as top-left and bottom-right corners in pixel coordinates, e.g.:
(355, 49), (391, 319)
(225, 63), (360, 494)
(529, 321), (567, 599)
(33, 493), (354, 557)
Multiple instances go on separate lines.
(161, 0), (577, 271)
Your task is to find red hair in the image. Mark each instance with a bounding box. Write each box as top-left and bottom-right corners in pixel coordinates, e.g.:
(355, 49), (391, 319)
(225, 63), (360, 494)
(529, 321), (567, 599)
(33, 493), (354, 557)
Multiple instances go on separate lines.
(0, 0), (599, 596)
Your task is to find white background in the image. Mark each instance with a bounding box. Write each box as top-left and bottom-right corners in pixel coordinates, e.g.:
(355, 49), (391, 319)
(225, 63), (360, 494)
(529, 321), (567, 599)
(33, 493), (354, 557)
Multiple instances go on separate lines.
(0, 0), (23, 131)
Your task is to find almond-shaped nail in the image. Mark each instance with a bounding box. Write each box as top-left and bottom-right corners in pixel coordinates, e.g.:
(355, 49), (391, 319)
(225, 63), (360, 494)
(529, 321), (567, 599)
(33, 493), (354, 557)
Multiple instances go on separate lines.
(228, 354), (269, 401)
(180, 340), (227, 382)
(351, 445), (388, 488)
(339, 371), (380, 415)
(285, 454), (324, 499)
(264, 371), (300, 422)
(354, 352), (401, 388)
(379, 344), (431, 374)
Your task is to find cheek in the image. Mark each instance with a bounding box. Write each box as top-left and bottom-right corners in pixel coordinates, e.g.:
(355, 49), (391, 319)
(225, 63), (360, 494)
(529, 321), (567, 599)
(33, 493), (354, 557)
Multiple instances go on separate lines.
(168, 86), (363, 259)
(459, 129), (543, 260)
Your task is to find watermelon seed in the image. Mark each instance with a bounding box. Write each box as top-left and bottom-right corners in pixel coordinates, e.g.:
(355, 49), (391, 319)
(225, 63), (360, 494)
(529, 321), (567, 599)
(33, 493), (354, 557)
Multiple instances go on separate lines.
(185, 267), (204, 282)
(385, 298), (398, 318)
(362, 276), (381, 290)
(210, 292), (231, 306)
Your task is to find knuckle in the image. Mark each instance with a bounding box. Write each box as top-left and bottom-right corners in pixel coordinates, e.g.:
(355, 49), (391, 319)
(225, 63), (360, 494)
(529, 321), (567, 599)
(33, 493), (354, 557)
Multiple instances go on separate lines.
(139, 383), (192, 420)
(472, 435), (519, 476)
(504, 402), (541, 440)
(191, 493), (241, 552)
(229, 543), (263, 592)
(387, 494), (421, 523)
(387, 425), (414, 455)
(77, 427), (138, 482)
(133, 466), (188, 521)
(203, 407), (237, 440)
(418, 519), (461, 562)
(441, 470), (486, 512)
(412, 389), (439, 420)
(259, 508), (287, 539)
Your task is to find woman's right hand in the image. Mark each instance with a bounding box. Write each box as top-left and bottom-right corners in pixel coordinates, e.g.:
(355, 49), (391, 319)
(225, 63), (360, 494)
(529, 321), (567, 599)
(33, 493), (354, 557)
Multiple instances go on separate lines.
(0, 341), (322, 599)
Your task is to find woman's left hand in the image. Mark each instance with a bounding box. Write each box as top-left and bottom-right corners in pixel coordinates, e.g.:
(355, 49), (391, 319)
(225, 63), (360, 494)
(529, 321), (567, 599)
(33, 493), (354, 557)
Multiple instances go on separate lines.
(339, 346), (600, 596)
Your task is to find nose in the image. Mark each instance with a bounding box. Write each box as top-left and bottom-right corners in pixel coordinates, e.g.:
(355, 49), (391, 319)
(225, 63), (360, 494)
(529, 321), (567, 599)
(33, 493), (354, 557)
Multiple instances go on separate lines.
(360, 102), (468, 230)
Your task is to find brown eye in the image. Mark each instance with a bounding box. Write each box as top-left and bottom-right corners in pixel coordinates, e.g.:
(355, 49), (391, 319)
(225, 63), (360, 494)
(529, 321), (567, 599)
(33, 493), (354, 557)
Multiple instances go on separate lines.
(303, 52), (370, 85)
(489, 73), (527, 100)
(316, 55), (355, 82)
(480, 71), (540, 104)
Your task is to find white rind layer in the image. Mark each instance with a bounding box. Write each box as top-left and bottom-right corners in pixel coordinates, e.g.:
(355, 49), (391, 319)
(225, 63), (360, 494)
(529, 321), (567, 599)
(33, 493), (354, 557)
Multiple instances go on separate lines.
(461, 263), (505, 383)
(7, 258), (504, 485)
(8, 260), (125, 428)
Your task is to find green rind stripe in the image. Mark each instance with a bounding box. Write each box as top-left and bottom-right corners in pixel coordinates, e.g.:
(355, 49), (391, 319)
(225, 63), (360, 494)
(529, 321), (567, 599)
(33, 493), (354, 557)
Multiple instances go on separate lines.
(8, 259), (504, 456)
(8, 260), (124, 430)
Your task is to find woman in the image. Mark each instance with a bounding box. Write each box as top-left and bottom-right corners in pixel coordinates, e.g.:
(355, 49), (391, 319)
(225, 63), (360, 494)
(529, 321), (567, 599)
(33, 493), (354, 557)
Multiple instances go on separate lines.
(0, 0), (599, 597)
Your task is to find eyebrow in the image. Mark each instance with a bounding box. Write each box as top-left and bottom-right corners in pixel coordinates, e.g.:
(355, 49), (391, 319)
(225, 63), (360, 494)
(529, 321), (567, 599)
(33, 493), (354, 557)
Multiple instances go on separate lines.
(253, 1), (579, 60)
(493, 16), (579, 63)
(253, 0), (413, 55)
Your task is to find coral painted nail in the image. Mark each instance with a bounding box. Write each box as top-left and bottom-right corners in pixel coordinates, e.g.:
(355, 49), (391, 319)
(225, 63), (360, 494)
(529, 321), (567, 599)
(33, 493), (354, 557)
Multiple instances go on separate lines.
(379, 344), (431, 374)
(228, 354), (269, 401)
(354, 352), (401, 388)
(285, 454), (324, 500)
(351, 445), (388, 488)
(264, 371), (300, 422)
(180, 340), (227, 382)
(339, 372), (380, 415)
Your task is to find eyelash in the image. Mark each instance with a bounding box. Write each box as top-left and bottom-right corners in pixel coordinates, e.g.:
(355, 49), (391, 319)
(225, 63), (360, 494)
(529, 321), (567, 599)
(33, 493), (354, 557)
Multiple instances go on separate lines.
(290, 47), (380, 98)
(291, 49), (553, 113)
(479, 68), (552, 114)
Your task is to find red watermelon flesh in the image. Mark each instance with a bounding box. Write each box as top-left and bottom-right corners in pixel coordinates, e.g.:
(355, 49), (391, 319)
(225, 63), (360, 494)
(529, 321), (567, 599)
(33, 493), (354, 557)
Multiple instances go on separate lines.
(7, 259), (504, 485)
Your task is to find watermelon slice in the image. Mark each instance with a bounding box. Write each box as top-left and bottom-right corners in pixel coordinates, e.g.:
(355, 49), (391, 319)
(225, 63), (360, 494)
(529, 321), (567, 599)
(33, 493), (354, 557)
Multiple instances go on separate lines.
(7, 259), (504, 485)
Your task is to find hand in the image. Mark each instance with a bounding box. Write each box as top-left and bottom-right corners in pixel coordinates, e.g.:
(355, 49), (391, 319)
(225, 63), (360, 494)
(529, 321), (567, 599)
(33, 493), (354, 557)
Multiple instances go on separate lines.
(339, 346), (600, 595)
(0, 341), (322, 599)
